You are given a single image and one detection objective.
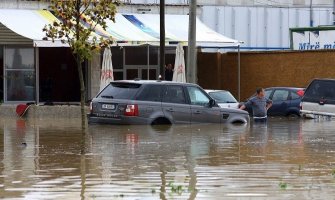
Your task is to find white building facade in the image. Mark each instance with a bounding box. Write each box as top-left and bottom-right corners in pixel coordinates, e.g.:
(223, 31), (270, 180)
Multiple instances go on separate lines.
(1, 0), (334, 49)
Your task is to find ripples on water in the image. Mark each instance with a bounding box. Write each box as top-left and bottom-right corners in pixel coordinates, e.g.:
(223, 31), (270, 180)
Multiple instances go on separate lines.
(0, 117), (334, 199)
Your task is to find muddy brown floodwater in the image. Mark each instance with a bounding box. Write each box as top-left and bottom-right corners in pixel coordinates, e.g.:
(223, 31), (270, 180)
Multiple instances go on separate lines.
(0, 117), (334, 199)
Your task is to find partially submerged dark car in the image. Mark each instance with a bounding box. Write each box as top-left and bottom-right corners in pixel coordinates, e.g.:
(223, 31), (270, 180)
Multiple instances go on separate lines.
(88, 80), (250, 125)
(242, 87), (304, 117)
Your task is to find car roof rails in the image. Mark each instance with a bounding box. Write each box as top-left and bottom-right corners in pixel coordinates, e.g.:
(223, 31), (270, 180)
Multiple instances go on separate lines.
(134, 78), (141, 81)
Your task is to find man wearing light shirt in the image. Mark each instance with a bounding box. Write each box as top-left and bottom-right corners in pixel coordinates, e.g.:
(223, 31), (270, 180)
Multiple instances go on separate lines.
(240, 87), (272, 122)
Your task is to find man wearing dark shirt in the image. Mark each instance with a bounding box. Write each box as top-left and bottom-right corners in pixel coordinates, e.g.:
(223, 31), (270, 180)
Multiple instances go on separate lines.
(164, 64), (173, 81)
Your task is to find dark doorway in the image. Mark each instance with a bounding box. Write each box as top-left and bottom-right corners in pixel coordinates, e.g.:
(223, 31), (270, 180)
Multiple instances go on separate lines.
(39, 48), (80, 103)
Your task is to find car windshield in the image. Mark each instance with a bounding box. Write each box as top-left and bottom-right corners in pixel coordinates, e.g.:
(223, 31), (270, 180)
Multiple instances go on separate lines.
(98, 82), (141, 99)
(208, 91), (238, 103)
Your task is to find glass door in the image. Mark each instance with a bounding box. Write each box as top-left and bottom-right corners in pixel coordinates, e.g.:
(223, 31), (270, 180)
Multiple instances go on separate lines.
(125, 67), (158, 80)
(126, 69), (139, 80)
(141, 68), (157, 80)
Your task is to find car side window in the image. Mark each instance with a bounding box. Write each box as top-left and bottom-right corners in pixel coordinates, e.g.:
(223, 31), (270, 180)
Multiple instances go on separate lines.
(162, 85), (186, 104)
(136, 85), (162, 102)
(272, 90), (289, 101)
(265, 89), (272, 99)
(187, 86), (210, 106)
(291, 91), (300, 100)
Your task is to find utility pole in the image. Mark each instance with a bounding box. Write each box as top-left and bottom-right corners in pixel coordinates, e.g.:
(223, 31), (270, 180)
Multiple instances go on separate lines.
(160, 0), (165, 80)
(333, 0), (335, 25)
(187, 0), (197, 83)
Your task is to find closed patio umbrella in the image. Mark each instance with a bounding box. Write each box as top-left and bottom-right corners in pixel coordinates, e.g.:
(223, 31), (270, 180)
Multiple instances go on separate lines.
(99, 48), (114, 91)
(172, 43), (186, 83)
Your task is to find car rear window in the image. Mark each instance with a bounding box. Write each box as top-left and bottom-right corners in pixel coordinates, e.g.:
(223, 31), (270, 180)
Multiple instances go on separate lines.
(303, 80), (335, 101)
(98, 82), (141, 99)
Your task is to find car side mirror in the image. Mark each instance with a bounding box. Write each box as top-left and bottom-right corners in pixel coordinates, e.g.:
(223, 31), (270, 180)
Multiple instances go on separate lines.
(209, 99), (215, 107)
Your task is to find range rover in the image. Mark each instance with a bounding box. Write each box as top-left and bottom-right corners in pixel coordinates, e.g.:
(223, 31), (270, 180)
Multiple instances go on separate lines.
(88, 80), (250, 125)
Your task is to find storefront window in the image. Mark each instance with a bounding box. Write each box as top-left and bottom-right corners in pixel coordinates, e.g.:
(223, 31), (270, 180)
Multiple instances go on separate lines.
(124, 46), (159, 66)
(125, 46), (148, 65)
(113, 71), (123, 80)
(149, 46), (158, 65)
(5, 47), (35, 101)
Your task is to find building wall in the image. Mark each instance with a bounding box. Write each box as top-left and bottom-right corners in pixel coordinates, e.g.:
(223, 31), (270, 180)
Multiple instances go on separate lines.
(197, 52), (222, 90)
(197, 50), (335, 100)
(201, 6), (333, 49)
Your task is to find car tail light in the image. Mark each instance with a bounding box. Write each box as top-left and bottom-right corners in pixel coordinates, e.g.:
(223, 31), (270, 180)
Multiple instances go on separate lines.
(124, 104), (139, 116)
(89, 102), (93, 113)
(297, 90), (304, 97)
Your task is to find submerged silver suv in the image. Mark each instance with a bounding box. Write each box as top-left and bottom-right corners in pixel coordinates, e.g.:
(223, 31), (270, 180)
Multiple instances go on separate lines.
(300, 78), (335, 118)
(88, 80), (250, 125)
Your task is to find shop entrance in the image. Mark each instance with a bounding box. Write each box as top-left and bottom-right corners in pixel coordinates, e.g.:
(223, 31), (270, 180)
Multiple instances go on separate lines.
(39, 48), (82, 103)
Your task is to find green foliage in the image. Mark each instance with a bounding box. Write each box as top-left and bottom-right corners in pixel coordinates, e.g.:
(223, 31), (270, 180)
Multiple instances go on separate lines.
(279, 181), (288, 190)
(332, 169), (335, 177)
(168, 181), (184, 195)
(43, 0), (119, 62)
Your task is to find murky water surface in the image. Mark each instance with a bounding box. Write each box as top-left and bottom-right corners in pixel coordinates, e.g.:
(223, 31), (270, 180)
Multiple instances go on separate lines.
(0, 117), (335, 199)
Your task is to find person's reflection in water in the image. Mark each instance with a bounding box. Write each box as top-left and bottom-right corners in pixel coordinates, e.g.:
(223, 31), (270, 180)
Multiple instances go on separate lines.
(248, 121), (269, 156)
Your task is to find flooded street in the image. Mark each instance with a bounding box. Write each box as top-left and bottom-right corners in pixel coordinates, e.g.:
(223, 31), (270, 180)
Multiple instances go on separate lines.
(0, 118), (335, 199)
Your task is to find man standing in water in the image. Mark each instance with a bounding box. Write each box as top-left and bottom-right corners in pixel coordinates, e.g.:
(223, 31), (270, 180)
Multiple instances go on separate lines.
(240, 87), (272, 122)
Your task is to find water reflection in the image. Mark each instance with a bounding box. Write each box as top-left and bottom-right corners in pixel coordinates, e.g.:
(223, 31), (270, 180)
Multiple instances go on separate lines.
(0, 118), (334, 199)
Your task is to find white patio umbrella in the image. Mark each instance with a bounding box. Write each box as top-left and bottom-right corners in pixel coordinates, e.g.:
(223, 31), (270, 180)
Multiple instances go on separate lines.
(172, 43), (187, 83)
(99, 48), (114, 91)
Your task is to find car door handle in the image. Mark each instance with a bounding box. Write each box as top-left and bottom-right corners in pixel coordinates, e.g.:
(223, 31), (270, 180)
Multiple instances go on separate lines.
(194, 110), (201, 114)
(166, 108), (174, 112)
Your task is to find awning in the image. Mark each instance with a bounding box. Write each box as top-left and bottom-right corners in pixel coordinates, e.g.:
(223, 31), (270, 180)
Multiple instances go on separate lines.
(0, 9), (238, 47)
(0, 9), (67, 47)
(121, 14), (239, 46)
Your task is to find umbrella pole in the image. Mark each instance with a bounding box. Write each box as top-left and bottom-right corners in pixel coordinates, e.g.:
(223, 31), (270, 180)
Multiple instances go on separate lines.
(147, 44), (150, 80)
(238, 44), (241, 101)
